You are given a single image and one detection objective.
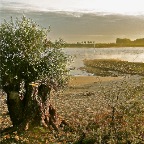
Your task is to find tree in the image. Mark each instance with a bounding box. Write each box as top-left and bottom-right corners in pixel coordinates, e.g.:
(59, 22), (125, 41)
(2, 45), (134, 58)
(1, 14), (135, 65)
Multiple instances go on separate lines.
(116, 38), (131, 44)
(0, 16), (69, 130)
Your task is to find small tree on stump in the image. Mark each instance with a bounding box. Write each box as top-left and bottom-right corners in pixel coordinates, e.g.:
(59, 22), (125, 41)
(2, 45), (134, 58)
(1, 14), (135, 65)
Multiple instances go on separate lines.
(0, 16), (69, 130)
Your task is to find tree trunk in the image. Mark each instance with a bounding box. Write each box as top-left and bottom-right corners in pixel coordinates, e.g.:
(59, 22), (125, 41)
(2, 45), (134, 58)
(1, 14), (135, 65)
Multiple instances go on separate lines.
(3, 83), (24, 126)
(3, 82), (60, 131)
(7, 91), (24, 126)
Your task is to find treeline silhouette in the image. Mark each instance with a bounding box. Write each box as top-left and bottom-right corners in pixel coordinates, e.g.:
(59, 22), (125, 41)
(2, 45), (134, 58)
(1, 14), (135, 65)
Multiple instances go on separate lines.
(65, 38), (144, 48)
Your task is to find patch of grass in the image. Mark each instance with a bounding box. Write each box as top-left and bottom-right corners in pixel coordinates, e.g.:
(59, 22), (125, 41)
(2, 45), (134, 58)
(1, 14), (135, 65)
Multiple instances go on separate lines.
(82, 59), (144, 76)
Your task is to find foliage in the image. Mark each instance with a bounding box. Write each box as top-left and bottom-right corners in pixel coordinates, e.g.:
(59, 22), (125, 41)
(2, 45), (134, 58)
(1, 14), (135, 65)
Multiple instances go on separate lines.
(116, 38), (131, 44)
(0, 16), (69, 89)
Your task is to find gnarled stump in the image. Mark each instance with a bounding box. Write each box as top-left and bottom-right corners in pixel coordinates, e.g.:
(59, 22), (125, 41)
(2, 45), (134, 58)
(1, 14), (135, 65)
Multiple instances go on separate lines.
(3, 80), (68, 132)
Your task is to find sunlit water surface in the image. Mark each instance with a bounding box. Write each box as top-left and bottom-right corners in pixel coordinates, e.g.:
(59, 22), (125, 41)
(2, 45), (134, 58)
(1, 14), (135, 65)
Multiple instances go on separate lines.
(63, 47), (144, 75)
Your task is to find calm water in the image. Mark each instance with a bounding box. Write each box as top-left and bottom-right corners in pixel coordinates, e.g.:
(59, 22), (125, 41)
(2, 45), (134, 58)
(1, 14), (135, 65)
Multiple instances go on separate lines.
(63, 47), (144, 75)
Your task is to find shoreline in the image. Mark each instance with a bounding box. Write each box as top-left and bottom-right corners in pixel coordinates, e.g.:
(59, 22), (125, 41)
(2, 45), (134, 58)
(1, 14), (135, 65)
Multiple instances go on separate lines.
(64, 46), (144, 48)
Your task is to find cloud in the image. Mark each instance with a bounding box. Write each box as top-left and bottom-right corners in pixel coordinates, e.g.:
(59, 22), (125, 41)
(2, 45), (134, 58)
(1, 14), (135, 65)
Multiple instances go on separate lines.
(1, 0), (144, 15)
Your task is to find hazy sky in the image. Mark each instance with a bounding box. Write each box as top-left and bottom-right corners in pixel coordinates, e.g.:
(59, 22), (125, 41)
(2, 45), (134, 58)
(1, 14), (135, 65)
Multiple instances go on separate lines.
(1, 0), (144, 43)
(1, 0), (144, 15)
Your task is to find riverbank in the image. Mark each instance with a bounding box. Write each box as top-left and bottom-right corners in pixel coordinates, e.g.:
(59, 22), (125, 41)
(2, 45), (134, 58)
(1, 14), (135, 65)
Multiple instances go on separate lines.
(65, 43), (144, 48)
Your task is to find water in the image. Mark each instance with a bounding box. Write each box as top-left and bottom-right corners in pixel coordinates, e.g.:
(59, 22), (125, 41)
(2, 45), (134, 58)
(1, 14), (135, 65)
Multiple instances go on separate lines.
(63, 47), (144, 76)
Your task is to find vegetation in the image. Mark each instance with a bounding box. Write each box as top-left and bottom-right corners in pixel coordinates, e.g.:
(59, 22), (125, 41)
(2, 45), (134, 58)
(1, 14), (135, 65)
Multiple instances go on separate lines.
(0, 16), (70, 130)
(65, 42), (118, 48)
(65, 38), (144, 48)
(81, 59), (144, 76)
(116, 38), (144, 45)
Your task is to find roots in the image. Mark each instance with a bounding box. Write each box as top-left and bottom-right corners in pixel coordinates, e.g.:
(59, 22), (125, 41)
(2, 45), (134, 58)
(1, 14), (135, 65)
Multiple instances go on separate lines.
(41, 104), (69, 132)
(22, 103), (69, 132)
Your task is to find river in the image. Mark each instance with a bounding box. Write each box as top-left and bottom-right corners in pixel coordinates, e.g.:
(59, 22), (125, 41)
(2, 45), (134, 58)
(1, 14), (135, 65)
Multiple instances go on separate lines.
(63, 47), (144, 76)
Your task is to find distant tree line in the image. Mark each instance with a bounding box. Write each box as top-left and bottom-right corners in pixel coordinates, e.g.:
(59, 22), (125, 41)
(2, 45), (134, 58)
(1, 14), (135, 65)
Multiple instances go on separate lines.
(116, 38), (144, 45)
(65, 38), (144, 48)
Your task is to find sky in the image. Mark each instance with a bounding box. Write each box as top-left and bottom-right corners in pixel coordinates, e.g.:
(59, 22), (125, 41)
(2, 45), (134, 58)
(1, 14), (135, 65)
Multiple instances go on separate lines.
(1, 0), (144, 43)
(1, 0), (144, 14)
(1, 0), (144, 15)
